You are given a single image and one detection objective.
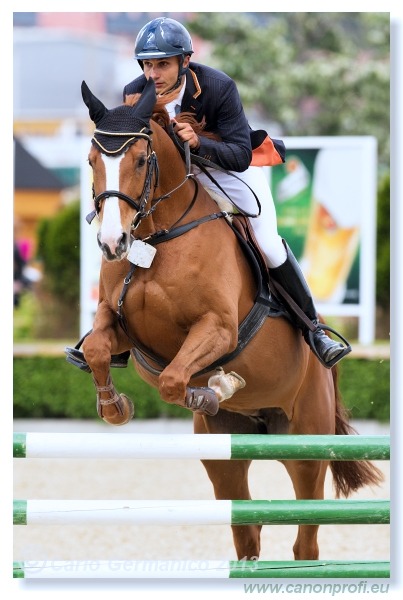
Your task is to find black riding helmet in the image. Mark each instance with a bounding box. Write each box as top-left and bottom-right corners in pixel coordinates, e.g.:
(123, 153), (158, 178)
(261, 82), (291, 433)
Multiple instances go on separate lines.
(134, 17), (194, 92)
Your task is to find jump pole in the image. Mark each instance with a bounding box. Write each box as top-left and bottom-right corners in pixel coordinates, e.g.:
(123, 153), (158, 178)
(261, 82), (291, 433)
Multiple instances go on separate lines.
(13, 432), (390, 579)
(13, 499), (390, 526)
(13, 432), (390, 460)
(13, 559), (390, 579)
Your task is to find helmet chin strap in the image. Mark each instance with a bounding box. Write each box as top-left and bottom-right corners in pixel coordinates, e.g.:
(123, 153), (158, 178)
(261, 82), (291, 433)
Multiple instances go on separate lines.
(157, 56), (188, 96)
(158, 76), (185, 97)
(160, 78), (182, 95)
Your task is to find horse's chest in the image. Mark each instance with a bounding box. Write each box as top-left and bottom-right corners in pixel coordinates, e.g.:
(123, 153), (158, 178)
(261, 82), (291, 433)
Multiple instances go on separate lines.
(121, 277), (191, 328)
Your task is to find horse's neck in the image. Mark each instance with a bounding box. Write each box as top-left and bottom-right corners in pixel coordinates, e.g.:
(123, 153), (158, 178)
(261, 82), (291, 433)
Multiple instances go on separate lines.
(152, 177), (209, 230)
(149, 131), (217, 230)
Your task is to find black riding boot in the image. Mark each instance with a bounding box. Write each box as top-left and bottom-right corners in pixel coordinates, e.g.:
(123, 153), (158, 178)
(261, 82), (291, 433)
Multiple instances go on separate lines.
(269, 241), (351, 368)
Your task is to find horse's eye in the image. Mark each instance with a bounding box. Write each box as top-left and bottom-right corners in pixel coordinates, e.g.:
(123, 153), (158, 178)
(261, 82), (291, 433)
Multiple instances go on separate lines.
(137, 155), (147, 169)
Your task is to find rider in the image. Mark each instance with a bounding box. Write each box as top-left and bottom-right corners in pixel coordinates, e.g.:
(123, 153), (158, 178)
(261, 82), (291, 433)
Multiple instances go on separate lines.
(122, 17), (351, 368)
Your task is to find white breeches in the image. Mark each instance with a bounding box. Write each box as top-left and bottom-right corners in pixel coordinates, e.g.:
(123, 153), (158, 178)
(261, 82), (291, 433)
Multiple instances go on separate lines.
(193, 165), (287, 268)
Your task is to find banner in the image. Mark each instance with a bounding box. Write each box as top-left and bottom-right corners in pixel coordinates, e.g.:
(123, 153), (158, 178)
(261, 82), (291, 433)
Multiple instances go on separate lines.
(270, 136), (377, 344)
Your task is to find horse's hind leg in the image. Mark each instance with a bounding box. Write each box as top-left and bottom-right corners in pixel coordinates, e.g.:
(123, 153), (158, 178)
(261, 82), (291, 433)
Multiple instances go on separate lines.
(283, 360), (335, 559)
(194, 412), (262, 560)
(283, 458), (328, 560)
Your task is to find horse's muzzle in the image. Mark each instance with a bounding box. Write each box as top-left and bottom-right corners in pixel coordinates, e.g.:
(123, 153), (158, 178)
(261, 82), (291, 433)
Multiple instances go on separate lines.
(97, 231), (129, 261)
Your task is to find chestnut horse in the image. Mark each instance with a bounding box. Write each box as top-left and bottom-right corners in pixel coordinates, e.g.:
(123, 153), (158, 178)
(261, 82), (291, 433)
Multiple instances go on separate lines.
(72, 78), (382, 561)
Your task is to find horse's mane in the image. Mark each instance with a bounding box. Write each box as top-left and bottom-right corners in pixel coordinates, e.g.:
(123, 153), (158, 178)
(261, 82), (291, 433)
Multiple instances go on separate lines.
(125, 91), (220, 141)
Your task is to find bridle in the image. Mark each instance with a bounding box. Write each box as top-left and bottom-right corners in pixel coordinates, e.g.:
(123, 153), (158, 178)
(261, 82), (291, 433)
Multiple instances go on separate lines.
(86, 130), (157, 227)
(86, 128), (195, 231)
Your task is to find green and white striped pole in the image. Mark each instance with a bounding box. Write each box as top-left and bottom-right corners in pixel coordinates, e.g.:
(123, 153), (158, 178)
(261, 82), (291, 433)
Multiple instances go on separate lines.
(13, 432), (390, 460)
(13, 499), (390, 526)
(13, 559), (390, 579)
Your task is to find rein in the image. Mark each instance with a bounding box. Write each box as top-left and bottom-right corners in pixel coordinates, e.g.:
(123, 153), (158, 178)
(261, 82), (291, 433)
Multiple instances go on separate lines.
(168, 124), (262, 219)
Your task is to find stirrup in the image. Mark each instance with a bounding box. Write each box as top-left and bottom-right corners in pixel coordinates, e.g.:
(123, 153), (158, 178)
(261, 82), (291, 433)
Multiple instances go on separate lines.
(65, 346), (130, 373)
(306, 323), (352, 369)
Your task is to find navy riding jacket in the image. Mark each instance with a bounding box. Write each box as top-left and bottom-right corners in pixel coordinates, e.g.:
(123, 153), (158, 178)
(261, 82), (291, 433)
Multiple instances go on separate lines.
(123, 62), (280, 173)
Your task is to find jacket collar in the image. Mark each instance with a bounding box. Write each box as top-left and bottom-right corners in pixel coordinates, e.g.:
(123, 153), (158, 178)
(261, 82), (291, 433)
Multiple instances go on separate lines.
(181, 69), (203, 117)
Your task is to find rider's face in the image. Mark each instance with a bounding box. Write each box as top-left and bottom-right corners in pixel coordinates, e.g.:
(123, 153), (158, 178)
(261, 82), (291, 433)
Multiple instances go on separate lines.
(142, 56), (190, 95)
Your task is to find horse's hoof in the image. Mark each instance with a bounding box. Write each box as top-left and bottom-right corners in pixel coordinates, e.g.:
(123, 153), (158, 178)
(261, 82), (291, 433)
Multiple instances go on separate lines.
(97, 393), (134, 426)
(185, 386), (219, 416)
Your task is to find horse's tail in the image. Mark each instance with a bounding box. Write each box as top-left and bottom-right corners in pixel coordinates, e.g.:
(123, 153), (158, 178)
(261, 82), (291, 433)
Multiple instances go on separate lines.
(329, 364), (384, 498)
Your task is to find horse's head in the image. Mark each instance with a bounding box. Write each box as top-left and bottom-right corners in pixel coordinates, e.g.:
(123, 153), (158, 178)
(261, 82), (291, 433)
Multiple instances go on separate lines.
(82, 78), (158, 261)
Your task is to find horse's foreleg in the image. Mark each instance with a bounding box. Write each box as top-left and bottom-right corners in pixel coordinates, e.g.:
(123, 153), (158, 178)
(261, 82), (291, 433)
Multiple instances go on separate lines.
(91, 370), (134, 426)
(82, 303), (134, 426)
(158, 314), (239, 415)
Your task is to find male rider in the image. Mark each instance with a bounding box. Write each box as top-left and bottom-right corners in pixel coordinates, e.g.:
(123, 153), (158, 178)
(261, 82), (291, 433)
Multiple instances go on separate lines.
(122, 17), (351, 368)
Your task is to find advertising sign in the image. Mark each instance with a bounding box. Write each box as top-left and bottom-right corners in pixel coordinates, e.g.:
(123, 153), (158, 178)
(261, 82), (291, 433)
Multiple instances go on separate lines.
(270, 136), (377, 344)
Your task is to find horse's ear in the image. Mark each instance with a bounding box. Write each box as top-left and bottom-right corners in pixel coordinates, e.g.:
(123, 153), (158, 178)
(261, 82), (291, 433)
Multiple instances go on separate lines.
(81, 80), (108, 125)
(131, 78), (156, 124)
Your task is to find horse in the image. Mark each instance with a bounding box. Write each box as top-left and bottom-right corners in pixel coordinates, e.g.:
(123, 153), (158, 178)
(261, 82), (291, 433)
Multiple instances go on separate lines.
(70, 77), (383, 561)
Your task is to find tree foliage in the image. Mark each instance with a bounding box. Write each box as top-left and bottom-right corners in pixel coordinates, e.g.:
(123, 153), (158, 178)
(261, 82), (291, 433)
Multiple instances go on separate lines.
(188, 12), (390, 167)
(376, 171), (390, 308)
(36, 200), (80, 304)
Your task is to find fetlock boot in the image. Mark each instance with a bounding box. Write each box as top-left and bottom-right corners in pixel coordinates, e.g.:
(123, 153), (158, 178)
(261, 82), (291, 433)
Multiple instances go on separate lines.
(269, 241), (351, 368)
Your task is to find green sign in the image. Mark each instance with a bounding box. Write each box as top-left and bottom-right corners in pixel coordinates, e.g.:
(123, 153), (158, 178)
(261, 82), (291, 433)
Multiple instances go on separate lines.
(271, 147), (360, 305)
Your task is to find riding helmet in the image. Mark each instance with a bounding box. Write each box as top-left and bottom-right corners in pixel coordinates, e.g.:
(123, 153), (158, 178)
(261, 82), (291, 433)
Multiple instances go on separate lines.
(134, 17), (194, 61)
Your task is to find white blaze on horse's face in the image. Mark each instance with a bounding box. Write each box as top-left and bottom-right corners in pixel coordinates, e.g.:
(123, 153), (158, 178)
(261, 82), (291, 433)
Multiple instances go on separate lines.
(98, 154), (128, 261)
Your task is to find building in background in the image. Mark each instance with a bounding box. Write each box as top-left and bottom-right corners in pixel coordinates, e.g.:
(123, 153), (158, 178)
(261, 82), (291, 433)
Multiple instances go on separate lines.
(14, 138), (69, 258)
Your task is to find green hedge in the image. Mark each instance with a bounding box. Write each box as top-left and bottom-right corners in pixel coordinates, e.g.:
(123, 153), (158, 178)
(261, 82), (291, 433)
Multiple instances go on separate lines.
(13, 356), (390, 422)
(337, 358), (390, 422)
(13, 356), (188, 420)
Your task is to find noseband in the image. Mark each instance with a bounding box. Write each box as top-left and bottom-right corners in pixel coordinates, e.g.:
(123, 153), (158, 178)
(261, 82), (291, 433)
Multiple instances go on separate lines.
(86, 130), (159, 228)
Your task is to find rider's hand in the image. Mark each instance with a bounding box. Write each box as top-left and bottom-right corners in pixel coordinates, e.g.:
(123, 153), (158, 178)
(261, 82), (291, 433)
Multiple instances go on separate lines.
(171, 120), (200, 151)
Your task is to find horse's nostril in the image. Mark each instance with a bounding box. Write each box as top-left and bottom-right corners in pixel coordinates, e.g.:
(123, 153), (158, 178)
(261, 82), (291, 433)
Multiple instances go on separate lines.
(118, 232), (128, 255)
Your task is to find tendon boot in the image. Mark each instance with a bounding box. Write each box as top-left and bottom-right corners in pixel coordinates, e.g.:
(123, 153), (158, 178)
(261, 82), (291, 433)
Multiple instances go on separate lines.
(269, 241), (351, 368)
